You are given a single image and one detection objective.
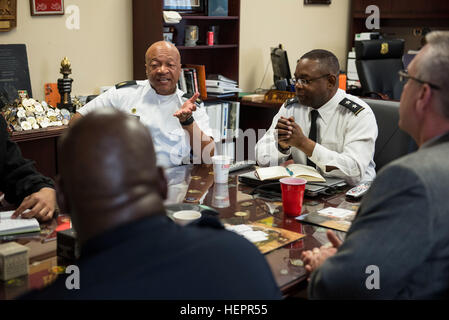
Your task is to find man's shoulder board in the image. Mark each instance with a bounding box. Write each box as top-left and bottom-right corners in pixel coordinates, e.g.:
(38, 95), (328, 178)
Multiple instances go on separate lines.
(339, 98), (364, 116)
(182, 93), (203, 106)
(285, 97), (298, 107)
(115, 80), (137, 89)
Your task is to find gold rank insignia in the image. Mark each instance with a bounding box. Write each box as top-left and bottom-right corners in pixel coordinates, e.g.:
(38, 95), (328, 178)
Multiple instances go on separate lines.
(380, 42), (389, 55)
(115, 80), (137, 89)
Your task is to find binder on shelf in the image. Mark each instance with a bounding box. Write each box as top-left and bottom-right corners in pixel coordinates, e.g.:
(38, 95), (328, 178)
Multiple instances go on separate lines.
(216, 140), (235, 161)
(204, 100), (240, 141)
(207, 86), (242, 94)
(207, 74), (237, 84)
(204, 102), (222, 141)
(228, 101), (240, 138)
(206, 80), (238, 89)
(221, 102), (229, 139)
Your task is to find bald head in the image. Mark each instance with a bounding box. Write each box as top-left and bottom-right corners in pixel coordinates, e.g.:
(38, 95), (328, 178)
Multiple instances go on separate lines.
(58, 109), (166, 244)
(145, 41), (182, 95)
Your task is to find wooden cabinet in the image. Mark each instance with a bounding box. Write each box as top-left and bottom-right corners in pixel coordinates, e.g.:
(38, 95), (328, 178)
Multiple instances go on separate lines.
(352, 0), (449, 18)
(349, 0), (449, 50)
(10, 126), (67, 180)
(132, 0), (240, 85)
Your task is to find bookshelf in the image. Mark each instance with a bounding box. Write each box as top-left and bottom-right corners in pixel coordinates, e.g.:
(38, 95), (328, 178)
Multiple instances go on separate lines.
(132, 0), (240, 88)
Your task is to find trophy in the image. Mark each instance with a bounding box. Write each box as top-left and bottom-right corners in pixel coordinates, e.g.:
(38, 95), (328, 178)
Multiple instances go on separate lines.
(57, 57), (75, 113)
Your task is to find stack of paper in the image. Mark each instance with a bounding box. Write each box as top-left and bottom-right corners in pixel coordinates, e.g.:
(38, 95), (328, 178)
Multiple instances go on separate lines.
(206, 74), (241, 97)
(0, 211), (40, 236)
(225, 224), (268, 243)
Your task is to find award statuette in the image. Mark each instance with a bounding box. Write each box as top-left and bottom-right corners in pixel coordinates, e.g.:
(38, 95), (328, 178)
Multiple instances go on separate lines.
(57, 57), (74, 113)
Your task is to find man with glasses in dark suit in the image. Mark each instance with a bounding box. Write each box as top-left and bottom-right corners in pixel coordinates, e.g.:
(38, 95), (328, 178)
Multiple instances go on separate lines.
(302, 31), (449, 299)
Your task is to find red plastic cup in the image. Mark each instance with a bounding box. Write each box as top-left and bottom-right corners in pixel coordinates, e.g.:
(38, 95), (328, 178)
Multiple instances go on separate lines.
(280, 177), (306, 217)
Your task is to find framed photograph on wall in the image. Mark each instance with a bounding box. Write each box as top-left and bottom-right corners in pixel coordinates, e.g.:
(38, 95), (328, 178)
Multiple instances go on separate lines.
(304, 0), (331, 4)
(30, 0), (64, 16)
(163, 0), (205, 14)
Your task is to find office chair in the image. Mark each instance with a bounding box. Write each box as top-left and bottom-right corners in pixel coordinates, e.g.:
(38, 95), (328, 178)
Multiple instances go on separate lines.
(362, 98), (417, 171)
(355, 39), (405, 100)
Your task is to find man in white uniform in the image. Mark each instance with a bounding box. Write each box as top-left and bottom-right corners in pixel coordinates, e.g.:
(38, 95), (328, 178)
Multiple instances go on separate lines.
(71, 41), (214, 168)
(255, 49), (378, 185)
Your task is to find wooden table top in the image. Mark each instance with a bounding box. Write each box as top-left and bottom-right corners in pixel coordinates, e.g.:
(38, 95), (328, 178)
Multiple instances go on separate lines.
(0, 164), (359, 299)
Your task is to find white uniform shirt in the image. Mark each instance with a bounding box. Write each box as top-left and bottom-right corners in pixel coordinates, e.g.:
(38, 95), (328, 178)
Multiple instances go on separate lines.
(255, 89), (378, 185)
(78, 80), (212, 168)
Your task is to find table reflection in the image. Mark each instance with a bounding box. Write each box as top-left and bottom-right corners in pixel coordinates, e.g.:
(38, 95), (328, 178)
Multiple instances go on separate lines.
(163, 164), (193, 205)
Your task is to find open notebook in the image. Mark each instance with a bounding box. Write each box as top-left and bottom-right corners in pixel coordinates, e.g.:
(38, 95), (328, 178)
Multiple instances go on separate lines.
(0, 211), (40, 236)
(255, 164), (326, 182)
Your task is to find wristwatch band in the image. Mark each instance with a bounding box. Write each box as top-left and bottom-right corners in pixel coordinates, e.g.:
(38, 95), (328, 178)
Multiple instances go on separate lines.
(180, 115), (194, 126)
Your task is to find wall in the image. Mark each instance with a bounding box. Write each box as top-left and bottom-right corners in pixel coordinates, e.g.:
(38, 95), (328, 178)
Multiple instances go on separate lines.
(239, 0), (351, 92)
(0, 1), (350, 100)
(0, 0), (133, 101)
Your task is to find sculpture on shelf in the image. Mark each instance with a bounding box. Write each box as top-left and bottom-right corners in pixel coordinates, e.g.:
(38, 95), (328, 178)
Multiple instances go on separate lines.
(57, 57), (74, 113)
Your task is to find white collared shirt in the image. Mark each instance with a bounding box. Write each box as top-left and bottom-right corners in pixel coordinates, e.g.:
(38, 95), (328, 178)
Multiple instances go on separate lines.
(255, 89), (378, 185)
(78, 80), (212, 168)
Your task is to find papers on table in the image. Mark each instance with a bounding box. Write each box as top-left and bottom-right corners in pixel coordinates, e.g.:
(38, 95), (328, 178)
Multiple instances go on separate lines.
(0, 210), (40, 236)
(317, 207), (355, 220)
(225, 224), (268, 243)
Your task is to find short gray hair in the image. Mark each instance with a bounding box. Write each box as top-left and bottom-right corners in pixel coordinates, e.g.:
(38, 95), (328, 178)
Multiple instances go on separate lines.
(416, 31), (449, 118)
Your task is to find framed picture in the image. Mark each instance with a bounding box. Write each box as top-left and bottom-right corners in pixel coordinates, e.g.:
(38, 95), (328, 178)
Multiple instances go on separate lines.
(30, 0), (64, 16)
(304, 0), (331, 4)
(163, 26), (175, 44)
(163, 0), (205, 14)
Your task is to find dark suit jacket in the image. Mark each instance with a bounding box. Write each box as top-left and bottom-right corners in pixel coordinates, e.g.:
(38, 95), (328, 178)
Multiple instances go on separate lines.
(0, 115), (54, 205)
(309, 132), (449, 299)
(21, 215), (282, 300)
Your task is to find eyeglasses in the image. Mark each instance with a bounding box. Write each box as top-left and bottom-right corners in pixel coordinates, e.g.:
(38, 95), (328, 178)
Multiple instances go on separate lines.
(293, 74), (330, 86)
(398, 70), (440, 90)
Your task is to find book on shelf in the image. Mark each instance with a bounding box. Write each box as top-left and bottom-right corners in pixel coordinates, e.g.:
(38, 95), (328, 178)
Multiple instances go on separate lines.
(207, 86), (242, 94)
(207, 74), (237, 84)
(0, 211), (40, 236)
(183, 68), (196, 96)
(177, 70), (187, 92)
(185, 68), (199, 94)
(255, 164), (326, 182)
(206, 92), (237, 98)
(205, 80), (239, 89)
(184, 64), (207, 99)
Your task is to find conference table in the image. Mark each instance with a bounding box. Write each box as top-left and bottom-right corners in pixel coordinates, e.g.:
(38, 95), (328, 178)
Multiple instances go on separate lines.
(0, 164), (359, 299)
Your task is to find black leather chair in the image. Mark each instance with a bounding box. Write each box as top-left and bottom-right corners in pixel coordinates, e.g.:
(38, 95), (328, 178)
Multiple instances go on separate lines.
(355, 39), (405, 100)
(362, 98), (417, 171)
